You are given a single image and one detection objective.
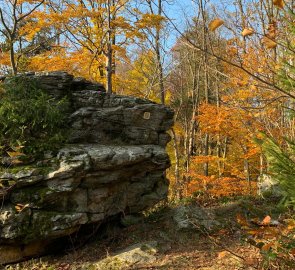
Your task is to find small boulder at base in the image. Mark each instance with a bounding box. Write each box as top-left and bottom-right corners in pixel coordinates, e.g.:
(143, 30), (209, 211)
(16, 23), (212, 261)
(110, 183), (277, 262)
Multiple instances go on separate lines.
(92, 242), (158, 270)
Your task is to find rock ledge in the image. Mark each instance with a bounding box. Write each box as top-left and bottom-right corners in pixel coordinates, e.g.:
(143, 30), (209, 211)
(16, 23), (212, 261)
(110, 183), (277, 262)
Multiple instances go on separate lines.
(0, 71), (174, 264)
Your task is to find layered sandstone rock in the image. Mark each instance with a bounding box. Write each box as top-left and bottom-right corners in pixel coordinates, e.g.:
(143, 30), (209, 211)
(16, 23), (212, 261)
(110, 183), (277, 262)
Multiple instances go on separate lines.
(0, 71), (173, 264)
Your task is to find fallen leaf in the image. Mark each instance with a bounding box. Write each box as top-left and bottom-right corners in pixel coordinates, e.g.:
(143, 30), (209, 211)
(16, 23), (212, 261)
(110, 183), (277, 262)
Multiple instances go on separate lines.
(218, 250), (229, 259)
(209, 18), (224, 31)
(261, 242), (274, 251)
(261, 215), (271, 225)
(244, 257), (258, 266)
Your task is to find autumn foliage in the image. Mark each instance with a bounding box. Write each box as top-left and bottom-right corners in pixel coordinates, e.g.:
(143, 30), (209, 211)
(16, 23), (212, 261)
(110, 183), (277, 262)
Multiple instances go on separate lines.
(0, 0), (294, 203)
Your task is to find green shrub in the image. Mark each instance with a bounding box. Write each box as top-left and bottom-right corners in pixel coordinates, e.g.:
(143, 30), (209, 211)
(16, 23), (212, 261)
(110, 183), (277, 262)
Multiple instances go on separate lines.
(261, 137), (295, 208)
(0, 76), (69, 161)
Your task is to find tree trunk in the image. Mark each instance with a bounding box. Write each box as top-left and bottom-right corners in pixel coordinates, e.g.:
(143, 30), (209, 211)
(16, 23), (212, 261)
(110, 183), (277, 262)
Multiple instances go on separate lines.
(10, 42), (17, 75)
(155, 0), (165, 104)
(106, 49), (113, 94)
(106, 0), (113, 94)
(171, 128), (181, 199)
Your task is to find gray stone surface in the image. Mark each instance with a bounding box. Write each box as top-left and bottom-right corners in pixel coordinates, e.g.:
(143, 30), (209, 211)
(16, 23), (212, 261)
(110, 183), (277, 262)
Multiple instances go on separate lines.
(172, 205), (220, 231)
(0, 71), (174, 264)
(92, 241), (158, 270)
(257, 174), (281, 197)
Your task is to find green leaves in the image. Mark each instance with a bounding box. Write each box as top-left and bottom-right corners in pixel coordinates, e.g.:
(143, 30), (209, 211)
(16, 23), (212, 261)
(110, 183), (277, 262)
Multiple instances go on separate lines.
(0, 77), (69, 162)
(261, 136), (295, 207)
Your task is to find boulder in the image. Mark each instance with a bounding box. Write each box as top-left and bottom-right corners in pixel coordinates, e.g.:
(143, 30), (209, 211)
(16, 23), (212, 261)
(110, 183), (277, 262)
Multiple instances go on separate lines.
(172, 205), (220, 232)
(92, 242), (158, 270)
(257, 174), (281, 197)
(0, 71), (174, 264)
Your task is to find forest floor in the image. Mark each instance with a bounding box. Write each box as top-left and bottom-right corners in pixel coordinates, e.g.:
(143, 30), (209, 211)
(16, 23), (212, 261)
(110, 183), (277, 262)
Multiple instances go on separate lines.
(3, 196), (294, 270)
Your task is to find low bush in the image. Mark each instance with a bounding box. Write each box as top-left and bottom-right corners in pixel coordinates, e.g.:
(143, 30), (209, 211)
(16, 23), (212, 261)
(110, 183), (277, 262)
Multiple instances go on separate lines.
(0, 76), (69, 163)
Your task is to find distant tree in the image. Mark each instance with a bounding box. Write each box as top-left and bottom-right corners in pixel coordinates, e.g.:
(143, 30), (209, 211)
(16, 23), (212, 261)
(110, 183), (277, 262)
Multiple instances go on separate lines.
(0, 0), (44, 74)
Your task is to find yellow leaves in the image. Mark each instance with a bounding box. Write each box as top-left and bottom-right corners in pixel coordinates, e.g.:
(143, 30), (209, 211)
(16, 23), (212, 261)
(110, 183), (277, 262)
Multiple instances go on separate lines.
(273, 0), (284, 9)
(250, 85), (258, 91)
(227, 46), (238, 56)
(208, 18), (224, 31)
(284, 219), (295, 230)
(242, 28), (254, 37)
(7, 151), (24, 158)
(136, 14), (166, 30)
(192, 155), (219, 164)
(6, 151), (25, 165)
(17, 0), (42, 5)
(262, 37), (277, 49)
(173, 122), (185, 136)
(111, 16), (132, 30)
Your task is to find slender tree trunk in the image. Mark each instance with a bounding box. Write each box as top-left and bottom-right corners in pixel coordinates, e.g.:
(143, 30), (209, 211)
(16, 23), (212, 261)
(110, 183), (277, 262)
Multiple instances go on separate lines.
(155, 0), (165, 104)
(106, 0), (113, 94)
(260, 153), (264, 175)
(200, 0), (209, 176)
(222, 137), (228, 173)
(171, 128), (181, 199)
(204, 134), (209, 176)
(242, 145), (251, 193)
(10, 42), (17, 75)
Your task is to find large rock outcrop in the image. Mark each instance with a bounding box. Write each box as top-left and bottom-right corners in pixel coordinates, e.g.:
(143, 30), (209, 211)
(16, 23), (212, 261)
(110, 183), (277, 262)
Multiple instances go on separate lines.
(0, 72), (174, 264)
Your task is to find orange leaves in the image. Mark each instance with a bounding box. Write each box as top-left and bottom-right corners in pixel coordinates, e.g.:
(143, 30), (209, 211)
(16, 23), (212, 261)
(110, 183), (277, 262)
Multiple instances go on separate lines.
(208, 18), (224, 31)
(239, 214), (295, 265)
(243, 147), (260, 159)
(192, 155), (220, 164)
(197, 103), (231, 135)
(261, 215), (272, 226)
(285, 219), (295, 230)
(260, 22), (278, 49)
(196, 103), (261, 182)
(273, 0), (284, 9)
(188, 176), (257, 198)
(242, 28), (254, 37)
(197, 103), (259, 142)
(262, 37), (277, 49)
